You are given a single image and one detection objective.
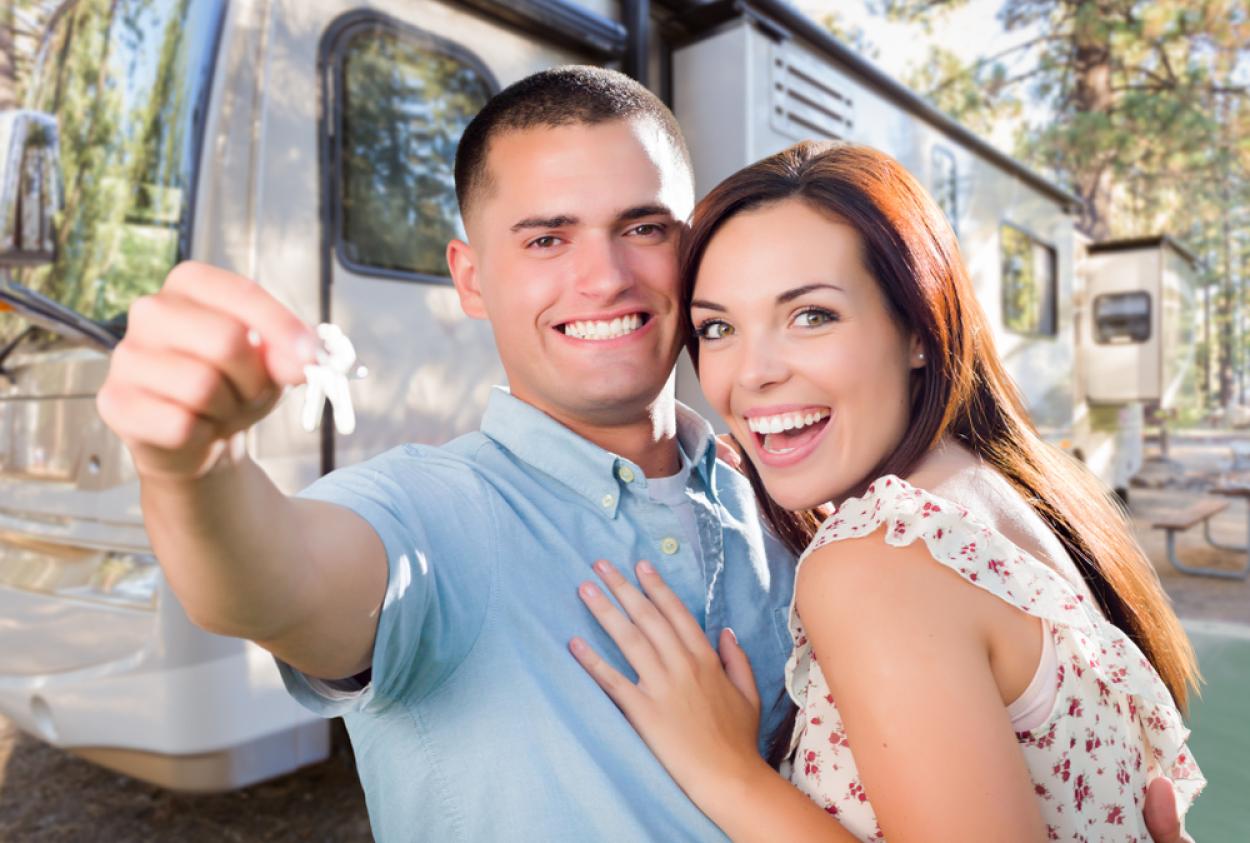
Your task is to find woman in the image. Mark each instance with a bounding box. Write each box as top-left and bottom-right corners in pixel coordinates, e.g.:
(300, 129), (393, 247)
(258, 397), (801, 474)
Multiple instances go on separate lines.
(568, 141), (1203, 841)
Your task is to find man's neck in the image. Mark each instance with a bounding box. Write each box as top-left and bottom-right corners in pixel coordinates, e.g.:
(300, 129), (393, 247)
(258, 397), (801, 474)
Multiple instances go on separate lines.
(519, 393), (683, 478)
(580, 418), (682, 478)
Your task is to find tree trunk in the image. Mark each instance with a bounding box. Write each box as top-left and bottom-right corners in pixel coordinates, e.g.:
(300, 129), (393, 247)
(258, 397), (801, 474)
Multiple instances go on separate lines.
(0, 1), (17, 109)
(1069, 0), (1114, 239)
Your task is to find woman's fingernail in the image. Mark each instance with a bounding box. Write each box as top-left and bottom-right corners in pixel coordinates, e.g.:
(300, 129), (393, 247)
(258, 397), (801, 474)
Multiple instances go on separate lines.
(637, 560), (655, 576)
(724, 627), (738, 644)
(569, 638), (587, 655)
(580, 582), (601, 599)
(593, 559), (610, 576)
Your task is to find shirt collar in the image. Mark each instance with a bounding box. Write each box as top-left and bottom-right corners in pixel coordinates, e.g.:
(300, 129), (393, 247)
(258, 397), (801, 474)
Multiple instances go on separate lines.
(479, 387), (721, 516)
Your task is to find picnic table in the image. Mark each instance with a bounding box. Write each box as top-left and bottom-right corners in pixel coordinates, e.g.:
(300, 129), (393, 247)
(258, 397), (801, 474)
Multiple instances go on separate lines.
(1151, 479), (1250, 580)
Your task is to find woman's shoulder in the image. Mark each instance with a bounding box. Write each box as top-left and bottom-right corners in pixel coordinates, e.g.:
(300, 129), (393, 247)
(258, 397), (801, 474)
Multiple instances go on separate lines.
(796, 484), (981, 632)
(803, 473), (981, 560)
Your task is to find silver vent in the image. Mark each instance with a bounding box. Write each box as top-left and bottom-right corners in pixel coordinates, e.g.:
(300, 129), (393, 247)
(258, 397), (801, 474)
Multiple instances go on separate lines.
(769, 42), (854, 141)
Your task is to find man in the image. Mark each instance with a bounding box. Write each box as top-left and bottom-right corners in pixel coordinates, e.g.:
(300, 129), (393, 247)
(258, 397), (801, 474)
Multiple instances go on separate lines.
(98, 67), (1189, 841)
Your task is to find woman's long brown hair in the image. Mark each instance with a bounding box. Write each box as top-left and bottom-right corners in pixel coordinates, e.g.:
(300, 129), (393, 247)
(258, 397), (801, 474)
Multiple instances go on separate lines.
(680, 141), (1200, 763)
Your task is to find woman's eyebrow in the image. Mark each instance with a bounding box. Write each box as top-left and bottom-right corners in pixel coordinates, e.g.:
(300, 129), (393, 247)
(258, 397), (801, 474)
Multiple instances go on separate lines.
(776, 283), (844, 304)
(689, 299), (726, 312)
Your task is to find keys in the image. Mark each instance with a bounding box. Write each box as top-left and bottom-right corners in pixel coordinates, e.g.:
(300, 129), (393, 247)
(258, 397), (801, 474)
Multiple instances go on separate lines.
(301, 323), (367, 435)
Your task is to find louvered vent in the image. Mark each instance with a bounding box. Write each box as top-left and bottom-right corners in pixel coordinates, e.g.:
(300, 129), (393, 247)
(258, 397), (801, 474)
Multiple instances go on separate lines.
(769, 43), (854, 141)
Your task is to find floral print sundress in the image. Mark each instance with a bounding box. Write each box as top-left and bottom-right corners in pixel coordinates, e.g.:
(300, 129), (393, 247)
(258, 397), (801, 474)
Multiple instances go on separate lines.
(782, 475), (1204, 842)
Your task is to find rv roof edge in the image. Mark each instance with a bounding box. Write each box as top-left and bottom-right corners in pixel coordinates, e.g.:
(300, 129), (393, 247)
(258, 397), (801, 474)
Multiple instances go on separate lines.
(1087, 235), (1201, 268)
(668, 0), (1084, 215)
(456, 0), (628, 59)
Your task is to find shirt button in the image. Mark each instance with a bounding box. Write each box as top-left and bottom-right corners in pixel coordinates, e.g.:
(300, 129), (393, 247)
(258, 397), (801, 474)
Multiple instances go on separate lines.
(660, 537), (679, 555)
(617, 465), (635, 483)
(601, 494), (615, 508)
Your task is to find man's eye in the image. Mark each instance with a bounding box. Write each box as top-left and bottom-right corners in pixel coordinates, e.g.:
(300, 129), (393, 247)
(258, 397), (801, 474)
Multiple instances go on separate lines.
(696, 320), (733, 341)
(528, 235), (561, 249)
(628, 223), (666, 237)
(794, 308), (836, 328)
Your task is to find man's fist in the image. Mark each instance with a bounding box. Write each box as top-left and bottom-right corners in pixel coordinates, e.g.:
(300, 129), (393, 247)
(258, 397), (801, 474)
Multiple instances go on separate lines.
(97, 261), (316, 480)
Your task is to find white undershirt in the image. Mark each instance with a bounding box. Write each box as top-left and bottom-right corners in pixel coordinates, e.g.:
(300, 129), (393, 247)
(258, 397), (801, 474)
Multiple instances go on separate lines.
(646, 446), (706, 575)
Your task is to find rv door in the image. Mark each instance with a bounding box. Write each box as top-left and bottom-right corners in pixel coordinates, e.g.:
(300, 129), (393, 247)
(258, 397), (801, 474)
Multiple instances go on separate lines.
(259, 0), (614, 473)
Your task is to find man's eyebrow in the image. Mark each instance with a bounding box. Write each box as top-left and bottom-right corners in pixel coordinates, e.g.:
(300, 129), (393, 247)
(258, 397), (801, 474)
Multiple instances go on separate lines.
(777, 283), (844, 304)
(617, 204), (675, 223)
(689, 299), (726, 312)
(510, 214), (579, 232)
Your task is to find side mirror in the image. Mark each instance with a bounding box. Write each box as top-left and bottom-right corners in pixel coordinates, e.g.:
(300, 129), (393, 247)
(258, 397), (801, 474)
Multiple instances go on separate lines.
(0, 109), (62, 267)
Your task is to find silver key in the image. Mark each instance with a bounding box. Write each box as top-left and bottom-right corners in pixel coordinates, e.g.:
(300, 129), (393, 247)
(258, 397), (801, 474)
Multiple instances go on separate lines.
(301, 323), (367, 435)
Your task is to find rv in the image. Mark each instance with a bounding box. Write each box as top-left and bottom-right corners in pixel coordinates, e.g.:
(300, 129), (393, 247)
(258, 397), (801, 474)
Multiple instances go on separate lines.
(0, 0), (1188, 791)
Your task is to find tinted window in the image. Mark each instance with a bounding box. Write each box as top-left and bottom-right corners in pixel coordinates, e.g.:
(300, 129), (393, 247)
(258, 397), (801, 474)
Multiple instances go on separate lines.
(3, 0), (224, 345)
(1001, 223), (1057, 336)
(1094, 291), (1151, 344)
(335, 22), (495, 281)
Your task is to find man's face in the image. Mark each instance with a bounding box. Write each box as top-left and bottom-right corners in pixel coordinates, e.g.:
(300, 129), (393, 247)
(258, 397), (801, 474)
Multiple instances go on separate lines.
(450, 118), (694, 431)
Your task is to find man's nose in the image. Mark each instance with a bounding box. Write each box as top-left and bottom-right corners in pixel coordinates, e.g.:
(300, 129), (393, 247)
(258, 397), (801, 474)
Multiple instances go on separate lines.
(736, 332), (791, 392)
(573, 235), (632, 299)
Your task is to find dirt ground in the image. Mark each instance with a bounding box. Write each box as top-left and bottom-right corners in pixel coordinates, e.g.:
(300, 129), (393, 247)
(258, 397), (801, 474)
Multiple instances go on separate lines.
(0, 720), (371, 841)
(1, 432), (1246, 841)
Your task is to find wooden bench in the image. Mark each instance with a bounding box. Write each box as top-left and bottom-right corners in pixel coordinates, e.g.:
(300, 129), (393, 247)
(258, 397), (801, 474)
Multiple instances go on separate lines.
(1152, 497), (1249, 580)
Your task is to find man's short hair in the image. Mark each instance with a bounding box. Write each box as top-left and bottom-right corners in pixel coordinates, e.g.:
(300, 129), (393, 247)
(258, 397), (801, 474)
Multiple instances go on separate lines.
(454, 65), (692, 221)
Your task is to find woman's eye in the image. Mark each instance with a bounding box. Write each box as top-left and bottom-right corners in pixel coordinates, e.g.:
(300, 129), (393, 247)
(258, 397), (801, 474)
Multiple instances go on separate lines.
(794, 308), (836, 328)
(696, 320), (734, 341)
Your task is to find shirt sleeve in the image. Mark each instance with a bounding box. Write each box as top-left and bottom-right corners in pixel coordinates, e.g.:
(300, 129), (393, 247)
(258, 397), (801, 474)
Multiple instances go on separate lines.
(276, 444), (498, 716)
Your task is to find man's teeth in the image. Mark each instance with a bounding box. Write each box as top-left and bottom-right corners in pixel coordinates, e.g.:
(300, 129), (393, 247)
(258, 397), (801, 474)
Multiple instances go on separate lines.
(746, 410), (830, 435)
(563, 314), (644, 340)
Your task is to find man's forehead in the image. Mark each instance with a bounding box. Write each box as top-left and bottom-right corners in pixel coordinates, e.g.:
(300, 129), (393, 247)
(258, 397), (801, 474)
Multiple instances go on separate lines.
(484, 120), (689, 200)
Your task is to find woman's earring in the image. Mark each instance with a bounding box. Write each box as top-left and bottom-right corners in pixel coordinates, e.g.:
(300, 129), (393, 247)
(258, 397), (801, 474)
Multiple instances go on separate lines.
(916, 351), (926, 364)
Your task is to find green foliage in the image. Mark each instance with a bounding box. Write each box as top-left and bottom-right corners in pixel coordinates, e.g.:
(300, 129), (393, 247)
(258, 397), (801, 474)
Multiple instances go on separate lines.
(1, 0), (217, 347)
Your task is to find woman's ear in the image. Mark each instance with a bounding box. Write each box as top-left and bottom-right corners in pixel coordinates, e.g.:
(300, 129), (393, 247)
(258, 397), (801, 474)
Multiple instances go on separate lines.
(909, 335), (927, 369)
(447, 239), (487, 320)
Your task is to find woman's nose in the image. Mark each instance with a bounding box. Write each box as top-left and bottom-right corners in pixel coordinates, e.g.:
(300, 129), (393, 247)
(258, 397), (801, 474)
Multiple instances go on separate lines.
(735, 333), (790, 392)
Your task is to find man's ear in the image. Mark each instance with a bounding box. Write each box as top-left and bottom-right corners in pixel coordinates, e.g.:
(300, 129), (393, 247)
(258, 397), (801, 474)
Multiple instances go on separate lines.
(447, 238), (487, 320)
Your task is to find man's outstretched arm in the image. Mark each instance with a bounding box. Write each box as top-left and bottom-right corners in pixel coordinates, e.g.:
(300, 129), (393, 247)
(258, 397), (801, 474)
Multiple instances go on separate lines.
(97, 261), (387, 680)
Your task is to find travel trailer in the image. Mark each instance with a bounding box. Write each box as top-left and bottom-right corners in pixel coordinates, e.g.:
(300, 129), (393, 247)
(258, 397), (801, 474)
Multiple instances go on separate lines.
(1074, 236), (1200, 498)
(0, 0), (1192, 791)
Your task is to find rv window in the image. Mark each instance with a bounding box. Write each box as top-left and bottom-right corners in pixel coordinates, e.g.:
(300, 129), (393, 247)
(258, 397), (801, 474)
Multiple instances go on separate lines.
(335, 23), (495, 282)
(1094, 291), (1151, 344)
(931, 146), (957, 234)
(4, 0), (226, 346)
(1000, 224), (1057, 336)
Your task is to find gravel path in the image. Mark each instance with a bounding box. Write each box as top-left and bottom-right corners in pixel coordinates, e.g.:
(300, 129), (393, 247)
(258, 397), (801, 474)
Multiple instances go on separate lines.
(1, 431), (1245, 841)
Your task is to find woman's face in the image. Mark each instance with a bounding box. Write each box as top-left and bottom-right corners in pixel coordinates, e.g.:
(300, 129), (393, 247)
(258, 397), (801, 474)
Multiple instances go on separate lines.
(691, 198), (922, 510)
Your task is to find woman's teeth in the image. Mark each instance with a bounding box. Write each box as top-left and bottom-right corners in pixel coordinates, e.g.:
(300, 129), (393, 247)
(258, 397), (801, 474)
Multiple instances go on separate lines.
(562, 314), (644, 340)
(746, 410), (830, 435)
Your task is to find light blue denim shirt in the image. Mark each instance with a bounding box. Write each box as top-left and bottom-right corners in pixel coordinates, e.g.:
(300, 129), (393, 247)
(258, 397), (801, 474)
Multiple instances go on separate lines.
(279, 388), (796, 841)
